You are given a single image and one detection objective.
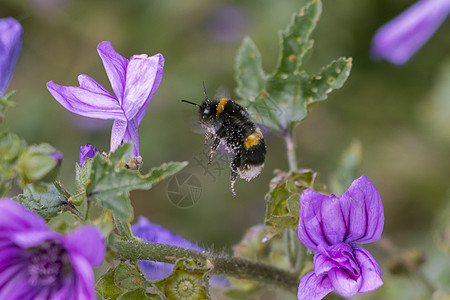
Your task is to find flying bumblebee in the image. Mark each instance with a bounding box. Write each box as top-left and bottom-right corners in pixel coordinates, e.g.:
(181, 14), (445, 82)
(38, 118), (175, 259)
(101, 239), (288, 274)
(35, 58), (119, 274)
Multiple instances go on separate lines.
(182, 83), (266, 197)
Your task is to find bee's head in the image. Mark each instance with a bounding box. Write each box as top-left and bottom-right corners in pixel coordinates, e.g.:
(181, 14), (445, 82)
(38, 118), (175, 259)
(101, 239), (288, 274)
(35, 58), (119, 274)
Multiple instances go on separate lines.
(199, 99), (215, 123)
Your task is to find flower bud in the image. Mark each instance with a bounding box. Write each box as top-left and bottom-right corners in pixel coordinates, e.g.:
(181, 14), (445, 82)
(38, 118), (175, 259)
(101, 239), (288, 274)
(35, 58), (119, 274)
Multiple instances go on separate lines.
(17, 143), (62, 185)
(78, 144), (98, 168)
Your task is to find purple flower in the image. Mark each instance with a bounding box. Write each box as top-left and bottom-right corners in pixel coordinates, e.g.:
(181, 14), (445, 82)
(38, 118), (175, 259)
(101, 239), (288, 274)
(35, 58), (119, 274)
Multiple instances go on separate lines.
(47, 41), (164, 157)
(78, 144), (98, 168)
(371, 0), (450, 65)
(297, 175), (384, 300)
(0, 198), (105, 299)
(132, 217), (229, 286)
(0, 17), (23, 98)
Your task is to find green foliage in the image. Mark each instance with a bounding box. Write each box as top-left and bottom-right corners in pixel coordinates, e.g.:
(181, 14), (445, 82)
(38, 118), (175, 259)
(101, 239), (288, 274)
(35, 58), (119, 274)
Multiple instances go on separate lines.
(0, 131), (26, 196)
(153, 259), (212, 300)
(15, 182), (76, 220)
(330, 140), (362, 196)
(235, 0), (352, 132)
(84, 143), (188, 222)
(0, 92), (15, 123)
(264, 169), (324, 241)
(96, 264), (161, 300)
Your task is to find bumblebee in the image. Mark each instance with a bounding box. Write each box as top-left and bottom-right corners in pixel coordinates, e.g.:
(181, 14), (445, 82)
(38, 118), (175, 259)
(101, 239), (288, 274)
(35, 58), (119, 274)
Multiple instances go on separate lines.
(182, 84), (266, 197)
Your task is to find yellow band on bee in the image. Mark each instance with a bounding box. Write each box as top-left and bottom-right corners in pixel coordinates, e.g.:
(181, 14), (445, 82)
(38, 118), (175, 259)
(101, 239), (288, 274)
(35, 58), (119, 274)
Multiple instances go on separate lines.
(216, 98), (229, 115)
(244, 128), (263, 148)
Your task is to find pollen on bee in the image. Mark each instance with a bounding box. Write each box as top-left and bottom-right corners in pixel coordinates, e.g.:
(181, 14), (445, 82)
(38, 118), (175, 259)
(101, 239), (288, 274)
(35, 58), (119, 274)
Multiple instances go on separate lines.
(244, 128), (263, 149)
(216, 98), (229, 115)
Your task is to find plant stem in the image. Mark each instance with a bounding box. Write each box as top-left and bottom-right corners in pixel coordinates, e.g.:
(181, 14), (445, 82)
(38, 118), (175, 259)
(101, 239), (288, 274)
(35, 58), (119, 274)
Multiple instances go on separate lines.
(112, 239), (299, 293)
(113, 215), (135, 240)
(283, 129), (297, 172)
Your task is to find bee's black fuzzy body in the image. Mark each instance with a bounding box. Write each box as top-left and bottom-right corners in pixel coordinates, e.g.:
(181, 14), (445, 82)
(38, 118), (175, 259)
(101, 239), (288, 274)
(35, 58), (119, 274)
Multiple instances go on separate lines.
(183, 94), (266, 197)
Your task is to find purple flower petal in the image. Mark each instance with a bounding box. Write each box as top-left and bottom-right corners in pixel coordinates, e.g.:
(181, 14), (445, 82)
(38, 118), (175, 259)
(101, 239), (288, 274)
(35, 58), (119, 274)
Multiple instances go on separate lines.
(0, 199), (104, 300)
(298, 175), (384, 250)
(134, 53), (164, 125)
(122, 54), (160, 121)
(327, 267), (361, 297)
(64, 226), (105, 266)
(353, 245), (383, 293)
(78, 144), (98, 168)
(297, 272), (334, 300)
(371, 0), (450, 64)
(0, 198), (47, 231)
(47, 80), (126, 121)
(110, 119), (128, 153)
(0, 17), (22, 97)
(122, 117), (140, 157)
(342, 175), (384, 244)
(97, 41), (128, 102)
(314, 243), (359, 277)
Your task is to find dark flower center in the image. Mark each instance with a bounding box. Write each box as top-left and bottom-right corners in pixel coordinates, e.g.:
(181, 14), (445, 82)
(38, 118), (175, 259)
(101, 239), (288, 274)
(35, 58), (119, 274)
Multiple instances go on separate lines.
(27, 240), (71, 287)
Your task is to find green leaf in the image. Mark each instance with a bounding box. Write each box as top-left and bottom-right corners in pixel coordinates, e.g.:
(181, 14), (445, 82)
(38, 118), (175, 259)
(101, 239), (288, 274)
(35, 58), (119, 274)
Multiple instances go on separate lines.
(0, 91), (15, 122)
(264, 169), (324, 241)
(0, 131), (26, 196)
(234, 0), (352, 132)
(301, 57), (353, 106)
(15, 182), (74, 220)
(114, 262), (147, 291)
(235, 37), (266, 102)
(86, 145), (188, 222)
(153, 259), (211, 300)
(119, 289), (161, 300)
(330, 140), (362, 196)
(96, 268), (126, 300)
(275, 0), (321, 75)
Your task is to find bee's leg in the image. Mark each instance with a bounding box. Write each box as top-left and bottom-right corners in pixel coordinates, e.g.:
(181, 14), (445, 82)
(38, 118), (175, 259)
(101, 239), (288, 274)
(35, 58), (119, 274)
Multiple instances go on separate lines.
(208, 137), (220, 165)
(229, 155), (241, 198)
(204, 133), (214, 145)
(230, 170), (238, 198)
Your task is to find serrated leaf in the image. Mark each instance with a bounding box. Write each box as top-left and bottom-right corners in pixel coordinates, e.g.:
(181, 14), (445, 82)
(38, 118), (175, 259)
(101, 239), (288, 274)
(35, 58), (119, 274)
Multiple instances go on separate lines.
(14, 182), (73, 220)
(235, 37), (266, 102)
(119, 289), (160, 300)
(110, 143), (133, 167)
(234, 0), (352, 132)
(87, 147), (187, 222)
(301, 57), (352, 105)
(275, 0), (321, 75)
(264, 169), (323, 241)
(153, 259), (211, 300)
(96, 268), (126, 300)
(115, 262), (147, 291)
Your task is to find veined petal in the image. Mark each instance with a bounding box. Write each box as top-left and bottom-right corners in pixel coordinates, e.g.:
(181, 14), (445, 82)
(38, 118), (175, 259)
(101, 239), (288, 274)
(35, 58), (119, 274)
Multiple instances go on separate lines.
(353, 245), (383, 293)
(297, 272), (334, 300)
(371, 0), (450, 64)
(0, 17), (22, 97)
(298, 189), (333, 251)
(314, 243), (359, 277)
(68, 253), (96, 300)
(134, 53), (164, 124)
(110, 119), (128, 153)
(343, 175), (384, 244)
(122, 53), (163, 121)
(47, 80), (126, 121)
(328, 267), (361, 297)
(9, 230), (60, 248)
(298, 176), (384, 249)
(64, 226), (105, 267)
(122, 117), (140, 157)
(97, 41), (129, 102)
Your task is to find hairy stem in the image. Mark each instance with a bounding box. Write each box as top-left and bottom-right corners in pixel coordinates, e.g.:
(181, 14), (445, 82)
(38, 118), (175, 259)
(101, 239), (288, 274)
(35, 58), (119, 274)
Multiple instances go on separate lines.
(112, 239), (299, 293)
(283, 129), (298, 172)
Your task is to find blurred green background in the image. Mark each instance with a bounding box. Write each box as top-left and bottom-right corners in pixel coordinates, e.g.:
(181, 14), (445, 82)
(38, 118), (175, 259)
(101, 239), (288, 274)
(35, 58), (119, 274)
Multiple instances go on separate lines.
(1, 0), (449, 298)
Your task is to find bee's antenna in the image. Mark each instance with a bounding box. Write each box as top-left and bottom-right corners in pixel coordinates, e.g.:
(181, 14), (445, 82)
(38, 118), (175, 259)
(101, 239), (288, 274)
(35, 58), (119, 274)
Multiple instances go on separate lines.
(202, 81), (208, 101)
(181, 100), (201, 107)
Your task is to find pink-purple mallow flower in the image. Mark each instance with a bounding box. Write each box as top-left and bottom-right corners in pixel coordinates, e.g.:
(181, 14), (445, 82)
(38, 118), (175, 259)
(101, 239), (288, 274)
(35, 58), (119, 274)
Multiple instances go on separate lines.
(78, 144), (98, 168)
(371, 0), (450, 65)
(0, 17), (23, 98)
(0, 198), (105, 299)
(297, 175), (384, 300)
(132, 217), (229, 286)
(47, 41), (164, 157)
